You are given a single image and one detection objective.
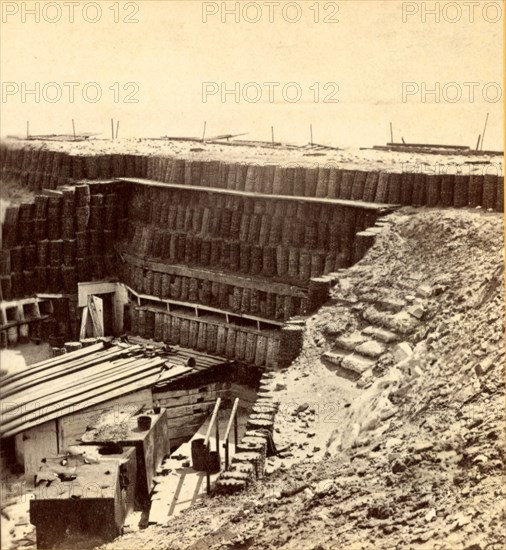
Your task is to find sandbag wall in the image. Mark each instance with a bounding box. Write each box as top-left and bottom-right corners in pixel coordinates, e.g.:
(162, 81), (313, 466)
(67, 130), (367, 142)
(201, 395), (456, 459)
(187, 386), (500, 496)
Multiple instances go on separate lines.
(119, 185), (381, 286)
(130, 306), (302, 369)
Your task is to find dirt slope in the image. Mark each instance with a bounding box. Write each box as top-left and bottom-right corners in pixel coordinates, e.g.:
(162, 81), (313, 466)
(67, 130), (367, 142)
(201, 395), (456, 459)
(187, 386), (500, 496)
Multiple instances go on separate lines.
(103, 207), (505, 550)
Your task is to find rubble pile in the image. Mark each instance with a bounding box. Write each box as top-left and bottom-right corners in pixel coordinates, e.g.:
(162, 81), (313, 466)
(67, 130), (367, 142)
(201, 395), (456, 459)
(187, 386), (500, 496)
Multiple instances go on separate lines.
(102, 207), (505, 550)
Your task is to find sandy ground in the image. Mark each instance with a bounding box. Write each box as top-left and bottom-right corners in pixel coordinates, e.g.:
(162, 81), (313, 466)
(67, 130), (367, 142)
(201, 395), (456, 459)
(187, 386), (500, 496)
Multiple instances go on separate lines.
(101, 207), (505, 550)
(5, 138), (503, 175)
(1, 343), (51, 550)
(0, 342), (52, 376)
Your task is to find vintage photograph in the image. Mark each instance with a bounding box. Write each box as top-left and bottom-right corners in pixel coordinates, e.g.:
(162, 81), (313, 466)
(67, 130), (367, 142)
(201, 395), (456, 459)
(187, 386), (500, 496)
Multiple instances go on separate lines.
(0, 1), (504, 549)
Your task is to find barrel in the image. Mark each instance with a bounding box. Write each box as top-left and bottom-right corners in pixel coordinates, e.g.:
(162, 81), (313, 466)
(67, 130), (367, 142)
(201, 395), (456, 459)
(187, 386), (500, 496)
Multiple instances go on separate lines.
(299, 251), (311, 280)
(235, 330), (247, 361)
(426, 175), (441, 206)
(440, 175), (455, 207)
(137, 416), (152, 431)
(197, 322), (207, 351)
(482, 175), (498, 210)
(363, 171), (379, 202)
(339, 171), (354, 199)
(225, 327), (236, 358)
(162, 315), (171, 343)
(387, 173), (402, 204)
(191, 439), (207, 471)
(206, 324), (218, 353)
(468, 175), (483, 207)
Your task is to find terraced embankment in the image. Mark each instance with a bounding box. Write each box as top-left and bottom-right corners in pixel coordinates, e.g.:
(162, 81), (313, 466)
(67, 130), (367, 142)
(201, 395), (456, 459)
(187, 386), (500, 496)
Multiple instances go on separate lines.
(100, 208), (505, 550)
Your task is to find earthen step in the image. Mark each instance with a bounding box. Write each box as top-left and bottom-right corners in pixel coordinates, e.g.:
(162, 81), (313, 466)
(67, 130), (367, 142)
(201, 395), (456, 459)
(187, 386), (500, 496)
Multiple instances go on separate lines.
(322, 350), (375, 377)
(251, 405), (278, 415)
(219, 471), (251, 483)
(215, 477), (247, 494)
(334, 331), (367, 351)
(362, 307), (419, 335)
(249, 413), (275, 422)
(230, 462), (256, 475)
(354, 340), (386, 359)
(362, 325), (399, 343)
(360, 295), (406, 313)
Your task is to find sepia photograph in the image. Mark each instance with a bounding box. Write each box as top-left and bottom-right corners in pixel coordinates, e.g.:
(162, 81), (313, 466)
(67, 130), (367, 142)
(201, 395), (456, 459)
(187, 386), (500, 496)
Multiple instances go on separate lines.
(0, 1), (504, 549)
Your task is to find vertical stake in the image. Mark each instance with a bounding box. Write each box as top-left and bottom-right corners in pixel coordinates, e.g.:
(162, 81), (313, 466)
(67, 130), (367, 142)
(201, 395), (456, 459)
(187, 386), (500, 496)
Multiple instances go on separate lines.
(271, 126), (274, 143)
(234, 410), (238, 452)
(116, 120), (120, 139)
(310, 123), (313, 146)
(111, 118), (115, 140)
(215, 409), (220, 462)
(202, 121), (207, 143)
(72, 119), (76, 141)
(390, 122), (394, 144)
(476, 134), (481, 151)
(481, 113), (489, 151)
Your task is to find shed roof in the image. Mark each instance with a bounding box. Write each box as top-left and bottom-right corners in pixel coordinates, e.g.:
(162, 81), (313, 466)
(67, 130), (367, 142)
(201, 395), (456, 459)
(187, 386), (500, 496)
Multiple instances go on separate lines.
(0, 339), (227, 438)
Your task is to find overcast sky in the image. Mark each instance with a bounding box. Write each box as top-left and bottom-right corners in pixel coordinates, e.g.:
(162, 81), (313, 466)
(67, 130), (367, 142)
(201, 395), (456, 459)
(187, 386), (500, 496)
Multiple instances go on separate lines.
(1, 0), (503, 148)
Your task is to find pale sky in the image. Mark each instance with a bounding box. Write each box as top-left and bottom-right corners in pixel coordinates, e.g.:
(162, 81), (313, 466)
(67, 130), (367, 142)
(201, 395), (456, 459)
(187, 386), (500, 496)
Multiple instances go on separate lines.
(1, 0), (503, 148)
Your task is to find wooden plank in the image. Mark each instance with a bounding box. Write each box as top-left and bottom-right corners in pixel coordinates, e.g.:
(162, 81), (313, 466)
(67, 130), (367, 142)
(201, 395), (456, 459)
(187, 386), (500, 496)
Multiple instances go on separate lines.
(1, 346), (129, 398)
(1, 358), (168, 437)
(119, 177), (394, 211)
(2, 355), (157, 416)
(122, 257), (307, 299)
(88, 295), (104, 337)
(0, 342), (106, 388)
(139, 305), (282, 339)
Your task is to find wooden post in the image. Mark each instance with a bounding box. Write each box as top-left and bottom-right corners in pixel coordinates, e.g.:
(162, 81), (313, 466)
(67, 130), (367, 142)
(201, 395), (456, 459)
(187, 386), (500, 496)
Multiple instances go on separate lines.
(224, 438), (229, 470)
(111, 118), (115, 140)
(476, 134), (481, 151)
(481, 113), (489, 151)
(390, 122), (393, 144)
(202, 121), (207, 143)
(205, 398), (221, 494)
(233, 409), (238, 452)
(206, 441), (211, 494)
(215, 410), (220, 462)
(26, 121), (29, 139)
(116, 120), (120, 139)
(72, 119), (76, 140)
(271, 126), (274, 143)
(310, 124), (313, 146)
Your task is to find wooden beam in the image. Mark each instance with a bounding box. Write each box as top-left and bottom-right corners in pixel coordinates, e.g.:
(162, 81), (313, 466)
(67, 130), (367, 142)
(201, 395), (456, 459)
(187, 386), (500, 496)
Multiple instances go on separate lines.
(118, 177), (395, 211)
